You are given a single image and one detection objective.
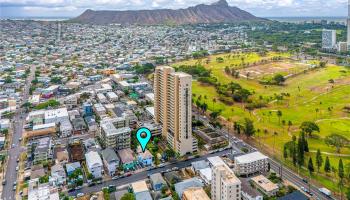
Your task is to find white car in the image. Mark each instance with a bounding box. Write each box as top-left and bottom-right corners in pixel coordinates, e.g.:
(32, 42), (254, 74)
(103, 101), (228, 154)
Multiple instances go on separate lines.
(77, 193), (84, 197)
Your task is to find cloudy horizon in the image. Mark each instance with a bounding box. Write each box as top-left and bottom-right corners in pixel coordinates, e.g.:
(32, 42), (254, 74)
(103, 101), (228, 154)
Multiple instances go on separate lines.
(0, 0), (348, 18)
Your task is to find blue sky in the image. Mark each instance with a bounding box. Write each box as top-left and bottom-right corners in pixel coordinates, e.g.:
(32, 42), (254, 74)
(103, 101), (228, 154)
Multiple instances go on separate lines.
(0, 0), (348, 18)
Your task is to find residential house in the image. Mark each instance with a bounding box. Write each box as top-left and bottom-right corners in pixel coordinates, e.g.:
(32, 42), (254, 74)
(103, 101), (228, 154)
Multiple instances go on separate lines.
(101, 148), (120, 176)
(149, 173), (167, 191)
(71, 117), (87, 135)
(182, 187), (211, 200)
(131, 180), (152, 200)
(250, 175), (279, 197)
(55, 149), (69, 164)
(174, 178), (204, 198)
(0, 118), (10, 130)
(0, 137), (5, 149)
(85, 151), (103, 178)
(49, 163), (66, 186)
(137, 148), (153, 167)
(65, 162), (81, 176)
(28, 178), (60, 200)
(117, 149), (135, 171)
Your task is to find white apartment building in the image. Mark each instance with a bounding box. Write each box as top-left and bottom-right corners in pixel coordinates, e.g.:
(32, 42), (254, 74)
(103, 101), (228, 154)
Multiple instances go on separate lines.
(100, 121), (131, 149)
(338, 42), (348, 53)
(211, 162), (241, 200)
(322, 29), (336, 49)
(154, 66), (197, 156)
(234, 151), (269, 176)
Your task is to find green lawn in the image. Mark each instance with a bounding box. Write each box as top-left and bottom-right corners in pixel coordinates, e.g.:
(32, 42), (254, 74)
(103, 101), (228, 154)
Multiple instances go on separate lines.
(176, 52), (350, 191)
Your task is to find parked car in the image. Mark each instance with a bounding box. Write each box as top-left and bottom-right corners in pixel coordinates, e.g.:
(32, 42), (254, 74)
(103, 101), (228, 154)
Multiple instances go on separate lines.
(77, 193), (84, 197)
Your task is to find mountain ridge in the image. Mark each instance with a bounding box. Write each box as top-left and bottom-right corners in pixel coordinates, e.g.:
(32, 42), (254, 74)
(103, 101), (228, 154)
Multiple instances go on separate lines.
(70, 0), (266, 25)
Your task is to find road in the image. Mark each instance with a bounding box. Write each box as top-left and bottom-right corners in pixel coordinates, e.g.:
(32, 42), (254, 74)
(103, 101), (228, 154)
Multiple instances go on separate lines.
(193, 111), (334, 200)
(69, 149), (231, 196)
(1, 66), (35, 200)
(269, 158), (332, 200)
(70, 110), (334, 199)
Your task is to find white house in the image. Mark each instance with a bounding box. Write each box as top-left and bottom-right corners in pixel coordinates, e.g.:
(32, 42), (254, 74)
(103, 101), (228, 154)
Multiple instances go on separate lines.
(85, 151), (103, 178)
(0, 119), (10, 130)
(49, 163), (66, 186)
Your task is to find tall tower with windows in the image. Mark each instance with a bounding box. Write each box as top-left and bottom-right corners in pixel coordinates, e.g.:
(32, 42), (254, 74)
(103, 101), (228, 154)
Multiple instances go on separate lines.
(154, 66), (197, 155)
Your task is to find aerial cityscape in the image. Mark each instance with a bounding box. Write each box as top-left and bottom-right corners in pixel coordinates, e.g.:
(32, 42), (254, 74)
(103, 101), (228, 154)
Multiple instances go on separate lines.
(0, 0), (350, 200)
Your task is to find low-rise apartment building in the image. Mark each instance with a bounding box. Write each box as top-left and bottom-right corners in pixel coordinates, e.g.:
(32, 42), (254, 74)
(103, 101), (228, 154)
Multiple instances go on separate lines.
(234, 151), (269, 176)
(100, 121), (131, 149)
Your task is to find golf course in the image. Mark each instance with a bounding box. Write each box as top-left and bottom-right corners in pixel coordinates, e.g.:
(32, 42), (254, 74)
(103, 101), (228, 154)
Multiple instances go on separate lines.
(173, 52), (350, 191)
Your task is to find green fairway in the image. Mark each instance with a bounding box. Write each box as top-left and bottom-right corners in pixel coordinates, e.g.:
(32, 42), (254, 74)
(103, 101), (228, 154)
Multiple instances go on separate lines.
(175, 52), (350, 190)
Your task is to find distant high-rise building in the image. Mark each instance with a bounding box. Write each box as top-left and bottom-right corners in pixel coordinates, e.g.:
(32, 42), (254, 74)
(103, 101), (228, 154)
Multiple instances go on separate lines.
(322, 29), (336, 49)
(211, 162), (241, 200)
(57, 23), (61, 42)
(338, 42), (348, 53)
(154, 66), (197, 156)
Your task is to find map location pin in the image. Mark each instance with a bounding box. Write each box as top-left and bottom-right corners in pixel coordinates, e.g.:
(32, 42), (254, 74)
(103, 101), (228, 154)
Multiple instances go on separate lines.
(136, 127), (152, 153)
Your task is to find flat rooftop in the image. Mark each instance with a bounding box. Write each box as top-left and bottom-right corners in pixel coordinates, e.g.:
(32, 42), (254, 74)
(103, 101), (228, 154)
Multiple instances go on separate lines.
(235, 151), (268, 164)
(251, 175), (279, 192)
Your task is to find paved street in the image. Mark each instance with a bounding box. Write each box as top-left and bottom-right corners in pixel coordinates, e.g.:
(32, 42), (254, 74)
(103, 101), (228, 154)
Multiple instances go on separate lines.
(0, 71), (336, 200)
(69, 149), (231, 196)
(193, 111), (333, 200)
(68, 143), (332, 200)
(1, 66), (35, 200)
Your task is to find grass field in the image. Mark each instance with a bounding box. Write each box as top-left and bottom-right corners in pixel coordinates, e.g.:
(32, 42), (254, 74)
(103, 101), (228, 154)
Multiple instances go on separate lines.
(173, 52), (350, 191)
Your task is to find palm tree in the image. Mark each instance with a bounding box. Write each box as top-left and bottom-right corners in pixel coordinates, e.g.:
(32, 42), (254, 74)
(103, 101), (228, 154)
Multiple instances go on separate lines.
(277, 110), (282, 125)
(212, 98), (217, 111)
(288, 120), (292, 131)
(273, 132), (278, 152)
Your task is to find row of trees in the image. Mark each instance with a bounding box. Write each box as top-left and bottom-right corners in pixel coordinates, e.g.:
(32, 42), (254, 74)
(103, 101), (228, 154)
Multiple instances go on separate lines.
(175, 64), (211, 78)
(283, 132), (309, 167)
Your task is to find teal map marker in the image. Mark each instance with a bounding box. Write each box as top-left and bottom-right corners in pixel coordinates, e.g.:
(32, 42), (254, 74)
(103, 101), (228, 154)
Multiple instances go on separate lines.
(136, 127), (152, 153)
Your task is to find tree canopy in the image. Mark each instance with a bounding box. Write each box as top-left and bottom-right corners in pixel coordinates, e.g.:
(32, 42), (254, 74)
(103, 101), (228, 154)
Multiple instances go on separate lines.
(300, 121), (320, 136)
(324, 134), (350, 153)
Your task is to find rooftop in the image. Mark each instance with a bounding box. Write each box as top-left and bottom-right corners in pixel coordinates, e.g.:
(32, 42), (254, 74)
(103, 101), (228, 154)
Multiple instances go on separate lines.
(235, 151), (268, 164)
(117, 148), (134, 163)
(174, 178), (204, 198)
(277, 191), (308, 200)
(251, 175), (279, 192)
(85, 151), (103, 169)
(101, 148), (119, 163)
(182, 187), (210, 200)
(207, 156), (225, 167)
(131, 180), (149, 194)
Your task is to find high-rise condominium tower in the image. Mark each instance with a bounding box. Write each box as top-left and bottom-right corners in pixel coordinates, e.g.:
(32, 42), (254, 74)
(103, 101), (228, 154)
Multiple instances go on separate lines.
(211, 162), (241, 200)
(322, 29), (336, 49)
(154, 66), (197, 156)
